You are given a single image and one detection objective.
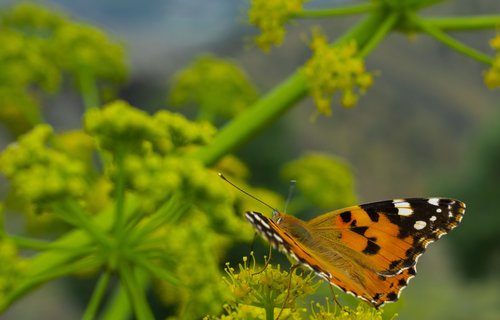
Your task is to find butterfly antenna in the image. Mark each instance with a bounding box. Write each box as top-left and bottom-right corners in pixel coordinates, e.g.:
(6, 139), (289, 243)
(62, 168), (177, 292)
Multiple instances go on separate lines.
(218, 173), (278, 212)
(283, 179), (296, 213)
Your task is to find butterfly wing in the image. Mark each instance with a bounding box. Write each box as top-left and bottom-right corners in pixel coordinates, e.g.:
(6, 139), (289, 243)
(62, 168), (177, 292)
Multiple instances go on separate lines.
(245, 198), (465, 308)
(305, 198), (465, 306)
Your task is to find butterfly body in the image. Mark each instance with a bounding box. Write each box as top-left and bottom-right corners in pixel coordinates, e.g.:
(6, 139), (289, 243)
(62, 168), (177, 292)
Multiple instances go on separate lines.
(245, 198), (465, 308)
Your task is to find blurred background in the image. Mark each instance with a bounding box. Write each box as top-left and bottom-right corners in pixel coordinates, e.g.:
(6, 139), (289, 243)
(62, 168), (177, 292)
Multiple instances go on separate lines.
(1, 0), (499, 319)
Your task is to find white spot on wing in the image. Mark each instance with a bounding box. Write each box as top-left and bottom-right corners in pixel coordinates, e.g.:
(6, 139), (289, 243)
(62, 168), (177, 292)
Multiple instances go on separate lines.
(436, 208), (442, 213)
(414, 220), (427, 230)
(273, 233), (283, 243)
(394, 201), (413, 216)
(430, 215), (437, 222)
(428, 198), (440, 206)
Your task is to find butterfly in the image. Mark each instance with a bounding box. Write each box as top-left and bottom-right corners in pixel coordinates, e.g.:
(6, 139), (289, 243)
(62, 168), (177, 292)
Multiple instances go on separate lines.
(244, 197), (465, 308)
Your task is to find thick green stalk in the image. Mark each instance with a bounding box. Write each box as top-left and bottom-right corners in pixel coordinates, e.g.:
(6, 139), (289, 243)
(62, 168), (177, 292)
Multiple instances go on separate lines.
(83, 270), (112, 320)
(192, 10), (388, 166)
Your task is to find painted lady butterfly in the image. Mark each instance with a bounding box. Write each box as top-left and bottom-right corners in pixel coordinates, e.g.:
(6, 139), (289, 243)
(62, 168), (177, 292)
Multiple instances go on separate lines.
(245, 198), (465, 307)
(219, 174), (465, 307)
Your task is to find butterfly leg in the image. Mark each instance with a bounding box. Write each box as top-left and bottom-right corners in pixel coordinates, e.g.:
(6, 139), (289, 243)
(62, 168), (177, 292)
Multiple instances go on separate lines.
(276, 264), (300, 320)
(252, 244), (273, 275)
(328, 283), (343, 311)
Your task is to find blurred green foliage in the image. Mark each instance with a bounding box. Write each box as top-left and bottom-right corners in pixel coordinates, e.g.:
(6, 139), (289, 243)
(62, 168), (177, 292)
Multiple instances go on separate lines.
(0, 1), (498, 320)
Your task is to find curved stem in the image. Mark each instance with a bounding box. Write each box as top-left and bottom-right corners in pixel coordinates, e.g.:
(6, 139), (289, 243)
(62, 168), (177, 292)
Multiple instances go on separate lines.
(410, 14), (494, 65)
(422, 15), (500, 31)
(294, 3), (378, 19)
(83, 270), (112, 320)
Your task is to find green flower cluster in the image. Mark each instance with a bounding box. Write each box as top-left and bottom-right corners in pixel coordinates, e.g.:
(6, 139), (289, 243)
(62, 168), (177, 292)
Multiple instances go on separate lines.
(0, 125), (89, 208)
(168, 55), (258, 121)
(310, 302), (385, 320)
(0, 3), (127, 134)
(281, 153), (357, 210)
(207, 254), (318, 319)
(0, 236), (28, 305)
(484, 35), (500, 89)
(305, 30), (373, 116)
(85, 100), (215, 155)
(248, 0), (308, 52)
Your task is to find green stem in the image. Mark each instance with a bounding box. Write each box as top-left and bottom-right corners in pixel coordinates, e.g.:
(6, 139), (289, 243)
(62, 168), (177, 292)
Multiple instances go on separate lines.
(60, 200), (112, 248)
(265, 305), (274, 320)
(83, 270), (112, 320)
(113, 147), (127, 240)
(9, 235), (52, 250)
(119, 264), (154, 320)
(422, 15), (500, 31)
(79, 69), (100, 110)
(192, 10), (387, 166)
(410, 14), (494, 65)
(294, 3), (378, 18)
(126, 251), (179, 285)
(3, 196), (142, 309)
(126, 195), (188, 247)
(358, 11), (399, 58)
(1, 256), (102, 312)
(100, 283), (131, 320)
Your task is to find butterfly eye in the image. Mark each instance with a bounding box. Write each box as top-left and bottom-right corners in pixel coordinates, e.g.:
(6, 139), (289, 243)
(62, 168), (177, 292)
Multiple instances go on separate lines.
(272, 210), (282, 223)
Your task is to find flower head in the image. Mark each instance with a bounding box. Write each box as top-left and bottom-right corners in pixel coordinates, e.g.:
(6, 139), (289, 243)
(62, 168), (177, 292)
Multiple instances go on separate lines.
(248, 0), (308, 52)
(281, 153), (357, 209)
(305, 30), (373, 116)
(168, 55), (258, 120)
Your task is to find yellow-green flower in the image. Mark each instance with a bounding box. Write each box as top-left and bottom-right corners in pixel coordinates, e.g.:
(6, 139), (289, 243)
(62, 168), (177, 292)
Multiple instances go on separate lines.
(485, 35), (500, 89)
(0, 235), (29, 306)
(305, 30), (373, 116)
(281, 153), (357, 210)
(248, 0), (308, 52)
(217, 254), (318, 318)
(168, 55), (258, 120)
(0, 125), (89, 206)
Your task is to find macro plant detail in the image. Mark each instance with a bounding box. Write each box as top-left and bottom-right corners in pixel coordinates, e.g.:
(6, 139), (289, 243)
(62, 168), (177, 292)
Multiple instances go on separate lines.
(0, 1), (498, 319)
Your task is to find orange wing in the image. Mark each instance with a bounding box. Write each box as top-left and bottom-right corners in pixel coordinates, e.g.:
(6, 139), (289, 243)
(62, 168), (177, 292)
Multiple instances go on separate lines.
(307, 198), (465, 276)
(245, 198), (465, 308)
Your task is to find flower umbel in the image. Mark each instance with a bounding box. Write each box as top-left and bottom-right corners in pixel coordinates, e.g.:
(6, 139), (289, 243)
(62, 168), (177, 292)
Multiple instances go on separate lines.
(216, 254), (319, 318)
(281, 153), (357, 210)
(248, 0), (308, 52)
(305, 30), (373, 116)
(168, 55), (258, 121)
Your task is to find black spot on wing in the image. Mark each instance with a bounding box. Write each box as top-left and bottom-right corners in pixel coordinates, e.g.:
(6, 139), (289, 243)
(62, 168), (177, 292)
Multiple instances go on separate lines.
(386, 292), (398, 302)
(351, 226), (368, 236)
(340, 211), (352, 223)
(362, 241), (380, 255)
(366, 208), (380, 222)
